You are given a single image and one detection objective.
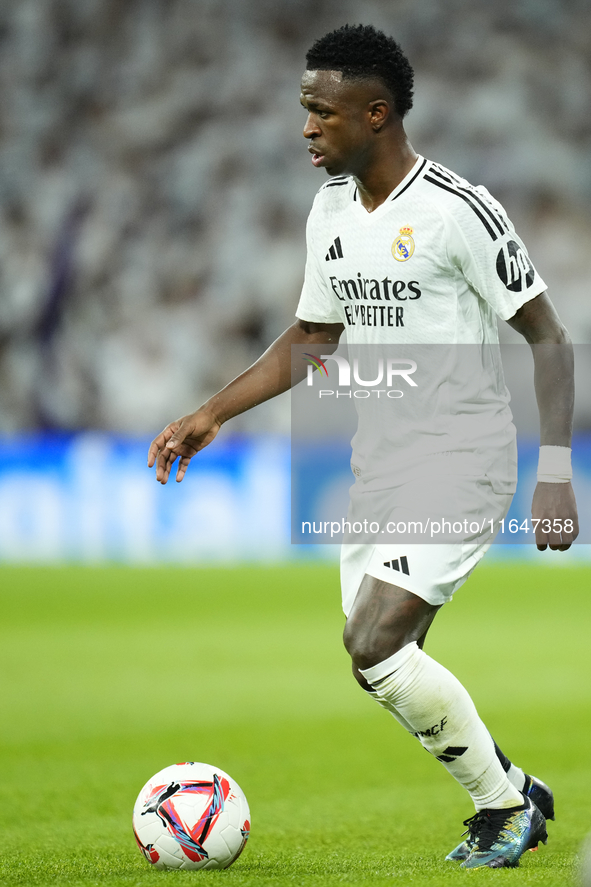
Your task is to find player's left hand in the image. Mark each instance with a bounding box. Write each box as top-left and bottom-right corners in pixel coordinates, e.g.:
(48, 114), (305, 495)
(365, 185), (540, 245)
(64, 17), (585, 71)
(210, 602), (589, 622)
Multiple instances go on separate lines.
(531, 481), (579, 551)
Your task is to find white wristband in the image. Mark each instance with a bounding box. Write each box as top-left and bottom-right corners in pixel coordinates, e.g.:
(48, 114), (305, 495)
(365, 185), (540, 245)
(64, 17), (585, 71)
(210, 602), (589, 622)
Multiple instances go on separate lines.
(537, 446), (572, 483)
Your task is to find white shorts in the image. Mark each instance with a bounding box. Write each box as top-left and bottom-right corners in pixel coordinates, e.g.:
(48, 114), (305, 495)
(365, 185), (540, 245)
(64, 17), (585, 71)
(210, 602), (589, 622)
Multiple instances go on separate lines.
(340, 482), (513, 615)
(341, 540), (490, 615)
(341, 458), (513, 616)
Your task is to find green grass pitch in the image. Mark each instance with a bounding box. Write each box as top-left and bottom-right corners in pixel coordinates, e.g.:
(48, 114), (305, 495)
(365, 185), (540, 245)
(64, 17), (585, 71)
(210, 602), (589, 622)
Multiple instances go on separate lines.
(0, 562), (589, 886)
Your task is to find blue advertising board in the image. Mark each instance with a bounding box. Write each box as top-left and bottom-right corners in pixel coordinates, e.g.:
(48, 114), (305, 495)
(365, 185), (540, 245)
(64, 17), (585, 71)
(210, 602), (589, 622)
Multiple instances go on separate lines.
(0, 434), (290, 563)
(0, 433), (588, 562)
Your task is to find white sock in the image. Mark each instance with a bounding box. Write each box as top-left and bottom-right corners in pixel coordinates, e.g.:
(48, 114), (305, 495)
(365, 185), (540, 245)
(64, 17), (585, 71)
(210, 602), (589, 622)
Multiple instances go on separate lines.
(366, 689), (415, 733)
(507, 763), (526, 792)
(360, 642), (523, 811)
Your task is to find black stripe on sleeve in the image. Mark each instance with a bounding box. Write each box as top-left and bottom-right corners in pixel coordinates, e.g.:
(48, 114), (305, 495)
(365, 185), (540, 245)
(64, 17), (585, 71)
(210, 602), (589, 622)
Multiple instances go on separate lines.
(429, 166), (507, 236)
(424, 174), (498, 240)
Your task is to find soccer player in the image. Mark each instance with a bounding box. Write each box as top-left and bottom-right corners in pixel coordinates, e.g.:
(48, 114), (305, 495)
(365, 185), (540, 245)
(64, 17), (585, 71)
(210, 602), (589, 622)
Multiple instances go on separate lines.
(148, 25), (578, 869)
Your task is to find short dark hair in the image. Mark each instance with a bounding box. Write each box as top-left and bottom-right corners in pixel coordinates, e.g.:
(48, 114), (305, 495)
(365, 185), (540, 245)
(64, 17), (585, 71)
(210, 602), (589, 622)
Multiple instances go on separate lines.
(305, 24), (414, 118)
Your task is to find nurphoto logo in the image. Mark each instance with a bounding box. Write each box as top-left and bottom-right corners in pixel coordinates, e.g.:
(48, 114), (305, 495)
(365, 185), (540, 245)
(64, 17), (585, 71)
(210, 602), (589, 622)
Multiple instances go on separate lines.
(303, 354), (418, 399)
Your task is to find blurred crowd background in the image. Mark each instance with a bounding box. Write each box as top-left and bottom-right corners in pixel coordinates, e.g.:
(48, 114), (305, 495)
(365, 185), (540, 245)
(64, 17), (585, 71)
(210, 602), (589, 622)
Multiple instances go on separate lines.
(1, 0), (591, 435)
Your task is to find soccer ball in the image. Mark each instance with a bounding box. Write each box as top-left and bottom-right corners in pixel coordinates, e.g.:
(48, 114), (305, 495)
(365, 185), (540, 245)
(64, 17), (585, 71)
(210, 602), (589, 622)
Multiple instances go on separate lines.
(132, 762), (250, 870)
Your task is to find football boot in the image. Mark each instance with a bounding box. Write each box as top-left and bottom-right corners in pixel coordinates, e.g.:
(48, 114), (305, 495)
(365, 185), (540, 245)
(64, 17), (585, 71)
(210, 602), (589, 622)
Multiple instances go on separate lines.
(445, 773), (554, 861)
(523, 773), (555, 821)
(460, 795), (547, 869)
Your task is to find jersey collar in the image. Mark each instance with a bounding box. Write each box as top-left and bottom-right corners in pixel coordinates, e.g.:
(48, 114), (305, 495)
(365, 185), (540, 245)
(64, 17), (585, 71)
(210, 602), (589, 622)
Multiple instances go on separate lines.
(352, 155), (427, 221)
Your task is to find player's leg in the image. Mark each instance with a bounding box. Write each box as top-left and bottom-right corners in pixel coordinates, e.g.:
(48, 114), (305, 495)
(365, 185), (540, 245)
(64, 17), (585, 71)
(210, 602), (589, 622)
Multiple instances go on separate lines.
(342, 556), (548, 869)
(343, 575), (525, 812)
(362, 626), (546, 803)
(352, 661), (554, 862)
(353, 657), (554, 825)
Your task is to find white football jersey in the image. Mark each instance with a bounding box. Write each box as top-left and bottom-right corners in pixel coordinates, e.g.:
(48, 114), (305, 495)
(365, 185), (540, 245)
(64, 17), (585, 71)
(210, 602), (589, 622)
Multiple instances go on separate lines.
(296, 155), (546, 343)
(295, 156), (547, 491)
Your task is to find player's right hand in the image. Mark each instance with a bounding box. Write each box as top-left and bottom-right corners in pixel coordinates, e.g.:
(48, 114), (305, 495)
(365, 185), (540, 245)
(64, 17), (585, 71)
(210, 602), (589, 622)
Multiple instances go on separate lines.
(147, 409), (222, 484)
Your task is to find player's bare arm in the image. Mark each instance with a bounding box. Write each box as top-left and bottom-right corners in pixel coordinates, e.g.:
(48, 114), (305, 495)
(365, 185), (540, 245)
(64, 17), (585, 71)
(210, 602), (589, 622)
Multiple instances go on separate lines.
(506, 290), (578, 551)
(147, 318), (343, 484)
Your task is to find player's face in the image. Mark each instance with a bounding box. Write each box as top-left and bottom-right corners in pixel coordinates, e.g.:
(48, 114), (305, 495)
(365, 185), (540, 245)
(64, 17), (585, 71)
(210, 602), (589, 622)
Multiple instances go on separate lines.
(300, 70), (378, 177)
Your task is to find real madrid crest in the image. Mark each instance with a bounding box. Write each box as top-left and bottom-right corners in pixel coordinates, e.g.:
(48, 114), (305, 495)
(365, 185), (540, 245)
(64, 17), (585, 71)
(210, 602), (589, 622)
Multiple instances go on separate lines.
(392, 226), (415, 262)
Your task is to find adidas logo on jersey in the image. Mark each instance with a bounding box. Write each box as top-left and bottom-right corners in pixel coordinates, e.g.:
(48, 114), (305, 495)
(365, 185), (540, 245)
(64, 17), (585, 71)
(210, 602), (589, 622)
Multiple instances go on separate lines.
(325, 237), (343, 261)
(383, 555), (410, 575)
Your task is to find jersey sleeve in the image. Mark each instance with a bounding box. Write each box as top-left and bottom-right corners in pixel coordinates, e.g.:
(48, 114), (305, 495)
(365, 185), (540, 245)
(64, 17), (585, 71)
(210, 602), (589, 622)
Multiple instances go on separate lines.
(295, 207), (343, 324)
(443, 186), (547, 320)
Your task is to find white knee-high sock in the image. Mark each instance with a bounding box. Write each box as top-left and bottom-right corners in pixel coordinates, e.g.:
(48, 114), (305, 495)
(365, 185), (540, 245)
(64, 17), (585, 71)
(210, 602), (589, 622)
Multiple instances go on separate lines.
(365, 689), (415, 732)
(360, 642), (523, 811)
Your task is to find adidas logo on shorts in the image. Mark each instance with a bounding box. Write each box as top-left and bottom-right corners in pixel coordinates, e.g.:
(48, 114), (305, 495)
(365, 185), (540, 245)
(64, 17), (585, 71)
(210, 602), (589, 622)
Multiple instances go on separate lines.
(383, 556), (410, 575)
